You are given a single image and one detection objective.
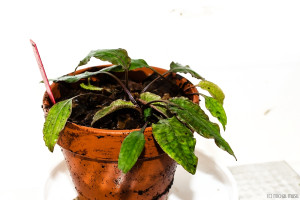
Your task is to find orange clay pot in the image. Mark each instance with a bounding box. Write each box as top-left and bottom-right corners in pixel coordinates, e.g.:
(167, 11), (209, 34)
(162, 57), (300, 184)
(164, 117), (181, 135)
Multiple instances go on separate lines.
(43, 65), (199, 200)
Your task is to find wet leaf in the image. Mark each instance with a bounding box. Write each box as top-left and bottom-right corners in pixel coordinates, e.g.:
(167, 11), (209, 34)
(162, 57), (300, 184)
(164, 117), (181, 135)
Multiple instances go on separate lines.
(118, 130), (145, 173)
(43, 99), (72, 152)
(168, 97), (236, 159)
(198, 80), (225, 104)
(204, 96), (227, 130)
(140, 92), (168, 116)
(169, 62), (204, 80)
(91, 100), (138, 125)
(77, 48), (131, 70)
(152, 117), (198, 174)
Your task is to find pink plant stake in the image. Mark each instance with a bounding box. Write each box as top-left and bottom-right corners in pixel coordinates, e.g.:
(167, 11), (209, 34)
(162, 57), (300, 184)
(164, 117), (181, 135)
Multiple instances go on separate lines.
(30, 39), (56, 104)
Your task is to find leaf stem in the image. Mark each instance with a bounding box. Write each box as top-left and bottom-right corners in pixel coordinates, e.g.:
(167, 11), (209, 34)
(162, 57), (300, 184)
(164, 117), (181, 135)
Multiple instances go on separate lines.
(141, 121), (149, 132)
(137, 99), (168, 118)
(101, 71), (139, 107)
(147, 66), (169, 80)
(145, 99), (184, 110)
(125, 69), (129, 89)
(145, 99), (169, 106)
(141, 71), (170, 93)
(153, 113), (163, 121)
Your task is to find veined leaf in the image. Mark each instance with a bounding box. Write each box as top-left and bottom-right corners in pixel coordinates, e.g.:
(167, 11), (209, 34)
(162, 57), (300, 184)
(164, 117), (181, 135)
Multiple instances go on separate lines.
(52, 66), (120, 83)
(92, 59), (149, 72)
(140, 92), (168, 116)
(204, 96), (227, 130)
(102, 65), (124, 72)
(77, 48), (131, 70)
(198, 80), (225, 104)
(152, 117), (198, 174)
(168, 97), (236, 159)
(118, 130), (145, 173)
(170, 62), (204, 80)
(52, 61), (150, 84)
(93, 59), (148, 72)
(91, 99), (138, 125)
(140, 92), (161, 102)
(129, 59), (149, 70)
(43, 99), (72, 152)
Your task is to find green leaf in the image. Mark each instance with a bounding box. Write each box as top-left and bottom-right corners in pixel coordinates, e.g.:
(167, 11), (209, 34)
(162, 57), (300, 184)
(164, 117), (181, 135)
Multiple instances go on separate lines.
(140, 92), (161, 102)
(91, 99), (138, 125)
(198, 80), (225, 104)
(140, 92), (168, 116)
(129, 59), (149, 70)
(52, 61), (150, 84)
(80, 82), (104, 91)
(102, 65), (124, 72)
(169, 62), (204, 80)
(152, 117), (198, 174)
(43, 99), (72, 152)
(204, 96), (227, 130)
(168, 97), (236, 159)
(143, 107), (152, 121)
(118, 130), (145, 173)
(51, 66), (118, 83)
(77, 48), (131, 70)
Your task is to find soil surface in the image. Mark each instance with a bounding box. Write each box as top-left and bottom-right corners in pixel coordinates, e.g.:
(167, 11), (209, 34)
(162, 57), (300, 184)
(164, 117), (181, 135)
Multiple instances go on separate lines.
(56, 71), (190, 130)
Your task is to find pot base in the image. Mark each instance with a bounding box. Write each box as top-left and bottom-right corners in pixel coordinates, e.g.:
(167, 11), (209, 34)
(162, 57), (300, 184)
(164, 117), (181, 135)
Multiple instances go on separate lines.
(62, 148), (176, 200)
(74, 190), (170, 200)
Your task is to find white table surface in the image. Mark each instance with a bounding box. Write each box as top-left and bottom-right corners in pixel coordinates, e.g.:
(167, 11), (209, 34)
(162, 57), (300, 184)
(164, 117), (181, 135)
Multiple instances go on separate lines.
(1, 0), (300, 199)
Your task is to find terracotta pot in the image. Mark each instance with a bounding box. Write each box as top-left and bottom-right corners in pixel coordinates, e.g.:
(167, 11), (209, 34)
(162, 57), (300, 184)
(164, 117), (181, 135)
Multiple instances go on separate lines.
(43, 66), (199, 200)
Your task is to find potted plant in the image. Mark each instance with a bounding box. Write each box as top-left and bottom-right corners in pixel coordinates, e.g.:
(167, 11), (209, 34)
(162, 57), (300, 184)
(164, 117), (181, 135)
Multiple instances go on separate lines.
(42, 48), (235, 200)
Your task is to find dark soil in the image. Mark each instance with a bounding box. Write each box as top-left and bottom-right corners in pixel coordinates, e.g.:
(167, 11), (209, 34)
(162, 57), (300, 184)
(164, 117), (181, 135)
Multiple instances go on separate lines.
(55, 70), (190, 130)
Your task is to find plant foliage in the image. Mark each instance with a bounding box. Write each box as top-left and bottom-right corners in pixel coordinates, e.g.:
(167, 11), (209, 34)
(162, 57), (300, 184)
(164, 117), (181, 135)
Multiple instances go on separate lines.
(92, 100), (139, 126)
(152, 117), (198, 174)
(42, 48), (235, 174)
(43, 99), (72, 152)
(118, 130), (145, 173)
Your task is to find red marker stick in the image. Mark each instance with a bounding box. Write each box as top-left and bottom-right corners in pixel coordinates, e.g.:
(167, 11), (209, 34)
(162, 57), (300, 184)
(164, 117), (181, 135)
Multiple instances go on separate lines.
(30, 39), (56, 104)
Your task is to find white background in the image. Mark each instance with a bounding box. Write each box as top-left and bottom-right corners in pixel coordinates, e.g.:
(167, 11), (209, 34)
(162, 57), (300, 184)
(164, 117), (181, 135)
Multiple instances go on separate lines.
(0, 0), (300, 199)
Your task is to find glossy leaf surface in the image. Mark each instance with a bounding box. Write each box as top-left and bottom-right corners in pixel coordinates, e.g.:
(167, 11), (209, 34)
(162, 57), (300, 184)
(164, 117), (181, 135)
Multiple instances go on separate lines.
(43, 99), (72, 152)
(170, 62), (204, 80)
(129, 59), (149, 70)
(52, 65), (121, 83)
(169, 97), (236, 159)
(152, 117), (198, 174)
(199, 80), (225, 104)
(77, 48), (131, 69)
(118, 130), (145, 173)
(92, 100), (138, 125)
